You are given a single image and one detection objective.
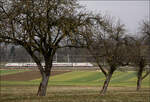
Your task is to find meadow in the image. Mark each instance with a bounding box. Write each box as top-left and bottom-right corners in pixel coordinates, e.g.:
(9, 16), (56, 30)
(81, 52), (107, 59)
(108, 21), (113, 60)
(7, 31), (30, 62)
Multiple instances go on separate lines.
(1, 70), (149, 86)
(0, 69), (150, 102)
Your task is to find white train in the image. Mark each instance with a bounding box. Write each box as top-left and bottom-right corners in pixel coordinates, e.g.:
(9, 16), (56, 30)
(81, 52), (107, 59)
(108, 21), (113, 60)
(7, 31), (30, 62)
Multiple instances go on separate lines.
(5, 62), (93, 67)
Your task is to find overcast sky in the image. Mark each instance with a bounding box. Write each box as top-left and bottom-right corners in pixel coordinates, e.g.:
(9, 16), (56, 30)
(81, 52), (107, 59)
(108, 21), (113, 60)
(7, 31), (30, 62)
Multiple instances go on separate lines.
(79, 0), (149, 34)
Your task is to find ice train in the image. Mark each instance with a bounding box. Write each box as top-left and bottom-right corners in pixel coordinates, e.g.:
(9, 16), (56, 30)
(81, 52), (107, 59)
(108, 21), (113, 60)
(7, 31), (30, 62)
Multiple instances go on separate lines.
(5, 62), (93, 67)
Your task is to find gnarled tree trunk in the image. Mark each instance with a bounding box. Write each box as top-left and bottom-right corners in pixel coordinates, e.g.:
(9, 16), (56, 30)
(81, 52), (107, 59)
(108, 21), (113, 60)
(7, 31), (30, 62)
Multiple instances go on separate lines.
(100, 68), (115, 95)
(136, 76), (142, 91)
(37, 72), (50, 96)
(136, 61), (144, 91)
(37, 59), (52, 96)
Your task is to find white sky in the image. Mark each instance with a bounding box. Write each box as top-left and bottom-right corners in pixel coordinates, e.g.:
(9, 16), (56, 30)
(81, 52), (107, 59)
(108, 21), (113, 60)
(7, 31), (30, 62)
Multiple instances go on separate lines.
(79, 0), (149, 34)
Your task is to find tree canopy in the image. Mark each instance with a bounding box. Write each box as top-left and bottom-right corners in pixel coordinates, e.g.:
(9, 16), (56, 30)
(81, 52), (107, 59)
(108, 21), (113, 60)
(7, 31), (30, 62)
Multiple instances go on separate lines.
(0, 0), (109, 96)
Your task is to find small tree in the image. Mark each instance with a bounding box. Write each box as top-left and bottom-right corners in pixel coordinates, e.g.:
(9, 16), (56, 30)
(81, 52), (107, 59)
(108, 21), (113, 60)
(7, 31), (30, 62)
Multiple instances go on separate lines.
(132, 20), (150, 91)
(100, 23), (128, 94)
(133, 38), (148, 91)
(0, 0), (94, 96)
(86, 18), (128, 94)
(141, 20), (150, 62)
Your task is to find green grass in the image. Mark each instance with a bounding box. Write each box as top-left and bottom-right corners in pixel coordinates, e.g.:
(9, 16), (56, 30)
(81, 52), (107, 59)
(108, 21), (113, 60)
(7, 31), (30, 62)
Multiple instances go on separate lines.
(0, 69), (30, 75)
(1, 71), (149, 87)
(47, 71), (149, 87)
(110, 72), (137, 83)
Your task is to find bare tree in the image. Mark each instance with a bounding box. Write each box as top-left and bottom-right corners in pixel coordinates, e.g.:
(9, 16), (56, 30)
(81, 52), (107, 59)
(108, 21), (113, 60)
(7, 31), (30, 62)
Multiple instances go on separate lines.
(129, 37), (149, 91)
(0, 0), (94, 96)
(86, 17), (128, 94)
(141, 20), (150, 61)
(100, 22), (128, 94)
(133, 20), (150, 91)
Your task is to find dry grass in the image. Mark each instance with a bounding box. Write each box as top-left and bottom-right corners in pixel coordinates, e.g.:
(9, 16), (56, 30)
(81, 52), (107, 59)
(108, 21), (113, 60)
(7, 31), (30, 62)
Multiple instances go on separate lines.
(0, 85), (150, 102)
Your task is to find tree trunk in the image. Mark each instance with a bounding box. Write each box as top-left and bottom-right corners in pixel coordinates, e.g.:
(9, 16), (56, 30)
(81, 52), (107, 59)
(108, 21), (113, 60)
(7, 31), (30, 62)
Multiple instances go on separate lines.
(100, 71), (113, 95)
(37, 60), (52, 96)
(136, 76), (142, 91)
(136, 67), (142, 91)
(136, 63), (144, 91)
(37, 72), (50, 96)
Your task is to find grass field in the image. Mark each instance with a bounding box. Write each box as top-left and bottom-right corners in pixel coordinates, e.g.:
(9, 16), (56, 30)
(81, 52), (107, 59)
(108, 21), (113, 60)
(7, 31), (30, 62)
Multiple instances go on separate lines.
(1, 70), (150, 86)
(0, 86), (150, 102)
(0, 69), (150, 102)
